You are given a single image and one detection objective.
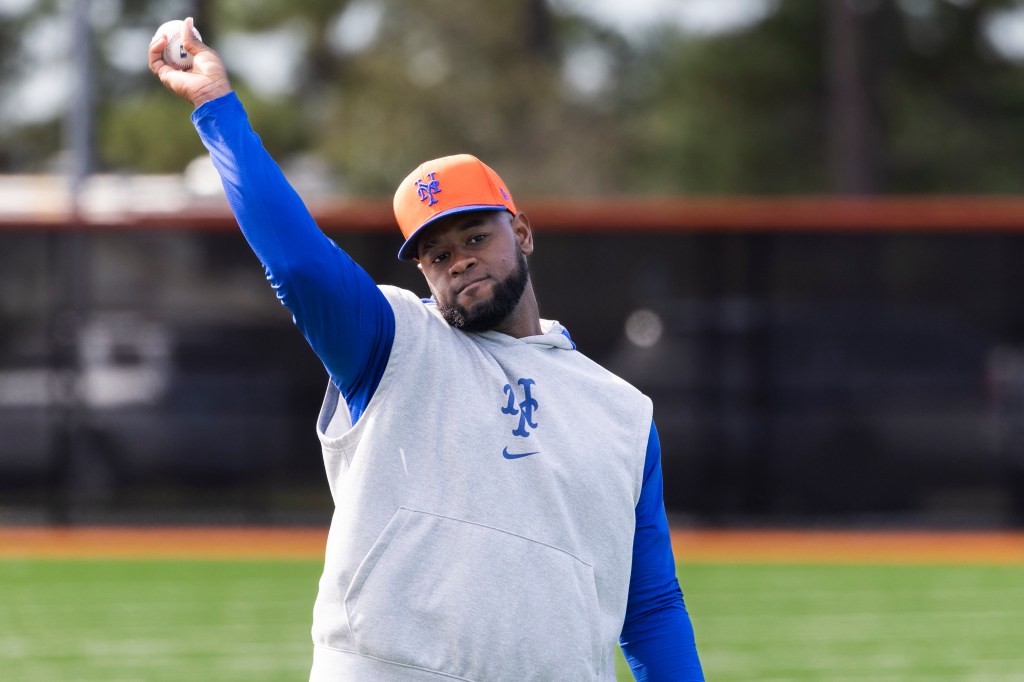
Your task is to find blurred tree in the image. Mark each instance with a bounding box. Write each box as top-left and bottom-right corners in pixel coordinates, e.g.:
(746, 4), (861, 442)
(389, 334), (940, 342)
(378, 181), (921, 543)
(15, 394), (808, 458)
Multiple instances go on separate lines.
(5, 0), (1024, 196)
(621, 0), (1024, 195)
(0, 0), (64, 171)
(297, 0), (633, 195)
(827, 0), (880, 194)
(49, 0), (633, 195)
(616, 2), (830, 194)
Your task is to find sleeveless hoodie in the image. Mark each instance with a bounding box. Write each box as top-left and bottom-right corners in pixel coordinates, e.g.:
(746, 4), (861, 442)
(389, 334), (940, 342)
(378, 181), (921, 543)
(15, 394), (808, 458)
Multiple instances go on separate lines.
(310, 286), (653, 682)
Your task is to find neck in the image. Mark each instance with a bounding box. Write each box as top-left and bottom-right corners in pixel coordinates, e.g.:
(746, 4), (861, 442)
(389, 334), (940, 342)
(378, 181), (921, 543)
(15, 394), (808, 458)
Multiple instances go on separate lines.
(493, 283), (542, 338)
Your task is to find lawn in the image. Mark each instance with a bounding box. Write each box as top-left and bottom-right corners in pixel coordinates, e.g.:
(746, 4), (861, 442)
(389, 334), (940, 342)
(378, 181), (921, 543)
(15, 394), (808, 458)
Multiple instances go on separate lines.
(1, 559), (1022, 681)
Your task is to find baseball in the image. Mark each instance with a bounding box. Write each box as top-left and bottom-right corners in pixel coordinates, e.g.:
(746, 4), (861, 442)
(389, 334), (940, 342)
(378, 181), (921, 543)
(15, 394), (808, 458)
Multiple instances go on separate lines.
(156, 19), (201, 71)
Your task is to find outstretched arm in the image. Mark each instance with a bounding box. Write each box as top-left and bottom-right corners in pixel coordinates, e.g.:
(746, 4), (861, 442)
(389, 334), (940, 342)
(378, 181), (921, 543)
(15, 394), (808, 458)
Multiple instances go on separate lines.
(148, 20), (394, 419)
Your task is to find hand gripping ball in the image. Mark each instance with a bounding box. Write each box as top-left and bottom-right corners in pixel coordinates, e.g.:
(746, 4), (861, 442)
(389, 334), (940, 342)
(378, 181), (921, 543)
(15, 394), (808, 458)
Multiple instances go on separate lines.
(156, 19), (201, 71)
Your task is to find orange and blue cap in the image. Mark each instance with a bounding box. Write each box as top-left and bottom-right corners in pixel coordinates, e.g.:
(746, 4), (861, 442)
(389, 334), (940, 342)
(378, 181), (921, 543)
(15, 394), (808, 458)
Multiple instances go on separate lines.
(393, 154), (517, 260)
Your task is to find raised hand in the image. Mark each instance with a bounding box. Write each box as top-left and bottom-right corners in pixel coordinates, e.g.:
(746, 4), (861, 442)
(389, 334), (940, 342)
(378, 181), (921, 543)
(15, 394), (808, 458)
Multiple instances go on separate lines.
(148, 17), (233, 108)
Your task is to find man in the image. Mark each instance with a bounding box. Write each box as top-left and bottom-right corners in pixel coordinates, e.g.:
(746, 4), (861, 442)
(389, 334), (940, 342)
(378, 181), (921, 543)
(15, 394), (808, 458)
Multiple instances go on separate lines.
(149, 18), (703, 682)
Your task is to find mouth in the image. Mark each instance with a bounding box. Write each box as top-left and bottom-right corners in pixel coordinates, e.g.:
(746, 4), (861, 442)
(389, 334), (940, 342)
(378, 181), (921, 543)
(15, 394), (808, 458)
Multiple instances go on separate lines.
(455, 276), (489, 297)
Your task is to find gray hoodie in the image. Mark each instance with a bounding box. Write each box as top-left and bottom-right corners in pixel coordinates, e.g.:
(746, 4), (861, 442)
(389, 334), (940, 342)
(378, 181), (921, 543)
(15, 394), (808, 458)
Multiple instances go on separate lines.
(310, 286), (653, 681)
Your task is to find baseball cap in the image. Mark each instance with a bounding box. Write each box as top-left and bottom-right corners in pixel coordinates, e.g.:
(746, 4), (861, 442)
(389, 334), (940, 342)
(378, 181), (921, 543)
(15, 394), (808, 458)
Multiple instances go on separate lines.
(393, 154), (517, 260)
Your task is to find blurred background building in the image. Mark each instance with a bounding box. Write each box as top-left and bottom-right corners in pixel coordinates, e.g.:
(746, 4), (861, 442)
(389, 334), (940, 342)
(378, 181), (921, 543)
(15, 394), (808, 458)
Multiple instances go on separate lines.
(5, 0), (1024, 527)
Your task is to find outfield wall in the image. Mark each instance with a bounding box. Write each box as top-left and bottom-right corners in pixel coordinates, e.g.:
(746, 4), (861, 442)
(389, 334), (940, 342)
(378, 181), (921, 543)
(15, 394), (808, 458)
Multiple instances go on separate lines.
(4, 196), (1024, 526)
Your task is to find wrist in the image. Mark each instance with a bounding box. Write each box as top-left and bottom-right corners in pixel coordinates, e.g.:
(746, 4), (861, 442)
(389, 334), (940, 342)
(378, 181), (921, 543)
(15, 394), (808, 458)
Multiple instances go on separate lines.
(192, 84), (234, 109)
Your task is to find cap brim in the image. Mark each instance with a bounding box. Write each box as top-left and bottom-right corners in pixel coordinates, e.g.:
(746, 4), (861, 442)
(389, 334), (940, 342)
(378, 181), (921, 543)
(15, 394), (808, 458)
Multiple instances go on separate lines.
(397, 205), (511, 260)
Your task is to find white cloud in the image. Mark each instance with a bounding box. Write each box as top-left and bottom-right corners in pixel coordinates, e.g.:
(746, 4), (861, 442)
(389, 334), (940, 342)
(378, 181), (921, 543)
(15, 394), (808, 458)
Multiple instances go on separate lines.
(328, 0), (385, 55)
(220, 25), (307, 97)
(0, 13), (72, 126)
(0, 0), (36, 18)
(106, 27), (152, 73)
(0, 61), (71, 126)
(562, 44), (612, 99)
(983, 6), (1024, 62)
(552, 0), (779, 41)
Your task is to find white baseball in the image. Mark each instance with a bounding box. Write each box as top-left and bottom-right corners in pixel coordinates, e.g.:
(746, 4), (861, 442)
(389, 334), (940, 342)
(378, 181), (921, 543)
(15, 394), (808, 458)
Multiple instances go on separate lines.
(157, 20), (201, 71)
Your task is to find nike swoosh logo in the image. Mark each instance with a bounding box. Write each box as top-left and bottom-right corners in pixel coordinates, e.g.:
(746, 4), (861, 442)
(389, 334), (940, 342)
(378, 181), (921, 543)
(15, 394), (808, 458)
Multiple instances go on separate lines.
(502, 446), (540, 460)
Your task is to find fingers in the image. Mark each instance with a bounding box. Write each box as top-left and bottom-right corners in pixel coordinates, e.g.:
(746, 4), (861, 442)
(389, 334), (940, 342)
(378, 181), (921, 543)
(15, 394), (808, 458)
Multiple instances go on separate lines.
(147, 31), (185, 84)
(147, 29), (194, 101)
(182, 17), (204, 56)
(148, 32), (167, 75)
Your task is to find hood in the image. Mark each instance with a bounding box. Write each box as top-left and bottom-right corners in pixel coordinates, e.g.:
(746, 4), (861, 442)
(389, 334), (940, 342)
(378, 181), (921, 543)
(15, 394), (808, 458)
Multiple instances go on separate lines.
(475, 319), (576, 351)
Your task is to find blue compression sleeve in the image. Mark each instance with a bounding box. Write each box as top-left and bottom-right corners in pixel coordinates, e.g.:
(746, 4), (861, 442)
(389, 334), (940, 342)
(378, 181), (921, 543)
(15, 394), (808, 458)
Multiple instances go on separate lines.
(191, 93), (393, 421)
(620, 421), (704, 681)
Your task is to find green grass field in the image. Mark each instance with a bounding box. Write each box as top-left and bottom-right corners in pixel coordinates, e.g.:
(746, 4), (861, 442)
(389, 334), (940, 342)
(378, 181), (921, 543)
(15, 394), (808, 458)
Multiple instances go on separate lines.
(2, 559), (1023, 681)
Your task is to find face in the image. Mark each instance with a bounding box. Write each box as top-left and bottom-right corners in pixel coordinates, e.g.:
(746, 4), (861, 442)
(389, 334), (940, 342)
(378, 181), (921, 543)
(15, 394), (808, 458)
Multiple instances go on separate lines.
(416, 210), (533, 333)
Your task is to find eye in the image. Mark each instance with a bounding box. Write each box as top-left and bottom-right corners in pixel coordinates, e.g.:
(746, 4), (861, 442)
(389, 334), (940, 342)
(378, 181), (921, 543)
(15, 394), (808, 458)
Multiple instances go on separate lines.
(430, 251), (449, 265)
(468, 233), (488, 245)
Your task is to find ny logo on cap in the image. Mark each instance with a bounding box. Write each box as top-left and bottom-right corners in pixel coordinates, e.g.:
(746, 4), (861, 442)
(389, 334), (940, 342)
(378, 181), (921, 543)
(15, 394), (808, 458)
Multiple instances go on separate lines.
(416, 172), (442, 207)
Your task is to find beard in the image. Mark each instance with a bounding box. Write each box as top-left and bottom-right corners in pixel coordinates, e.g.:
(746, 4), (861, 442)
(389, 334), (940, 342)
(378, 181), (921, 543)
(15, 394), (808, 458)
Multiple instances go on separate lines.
(436, 251), (530, 332)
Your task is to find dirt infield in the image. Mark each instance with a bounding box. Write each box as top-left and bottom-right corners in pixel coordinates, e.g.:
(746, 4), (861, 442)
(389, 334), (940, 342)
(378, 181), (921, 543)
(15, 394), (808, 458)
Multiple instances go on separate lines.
(1, 526), (1023, 563)
(671, 529), (1024, 564)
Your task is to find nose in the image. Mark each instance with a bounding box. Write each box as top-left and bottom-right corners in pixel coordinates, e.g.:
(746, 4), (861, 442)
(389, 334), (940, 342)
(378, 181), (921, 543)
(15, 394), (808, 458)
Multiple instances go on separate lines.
(448, 252), (476, 277)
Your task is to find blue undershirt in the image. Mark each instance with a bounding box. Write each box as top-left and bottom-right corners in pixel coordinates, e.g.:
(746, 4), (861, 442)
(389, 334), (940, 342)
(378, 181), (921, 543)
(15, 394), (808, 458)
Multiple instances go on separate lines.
(193, 91), (702, 681)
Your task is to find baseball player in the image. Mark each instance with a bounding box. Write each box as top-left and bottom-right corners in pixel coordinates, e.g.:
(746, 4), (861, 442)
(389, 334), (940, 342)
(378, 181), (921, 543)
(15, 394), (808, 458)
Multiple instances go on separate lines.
(150, 18), (703, 682)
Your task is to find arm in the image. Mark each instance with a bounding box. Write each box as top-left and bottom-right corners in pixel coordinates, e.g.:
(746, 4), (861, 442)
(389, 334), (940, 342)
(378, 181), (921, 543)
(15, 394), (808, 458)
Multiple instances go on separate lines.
(149, 19), (393, 419)
(620, 421), (704, 681)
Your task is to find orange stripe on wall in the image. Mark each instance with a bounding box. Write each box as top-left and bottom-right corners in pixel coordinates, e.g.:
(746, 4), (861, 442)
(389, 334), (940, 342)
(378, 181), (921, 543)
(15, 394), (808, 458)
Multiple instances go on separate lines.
(2, 526), (1024, 563)
(11, 196), (1024, 233)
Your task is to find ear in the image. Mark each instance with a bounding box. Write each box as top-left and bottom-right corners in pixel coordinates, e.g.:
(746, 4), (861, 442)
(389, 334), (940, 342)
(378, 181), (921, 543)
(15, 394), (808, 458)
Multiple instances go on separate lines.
(512, 212), (534, 256)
